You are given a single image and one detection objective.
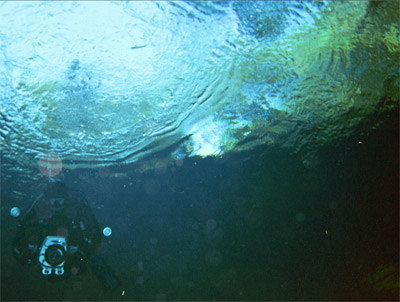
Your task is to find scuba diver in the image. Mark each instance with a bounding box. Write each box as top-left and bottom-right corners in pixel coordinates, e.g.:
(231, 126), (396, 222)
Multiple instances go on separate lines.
(11, 179), (120, 291)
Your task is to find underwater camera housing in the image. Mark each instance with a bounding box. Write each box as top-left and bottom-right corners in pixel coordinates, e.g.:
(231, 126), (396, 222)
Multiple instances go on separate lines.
(39, 236), (67, 276)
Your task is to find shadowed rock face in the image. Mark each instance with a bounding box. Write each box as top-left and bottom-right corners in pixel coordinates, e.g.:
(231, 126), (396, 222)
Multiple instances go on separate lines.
(0, 1), (398, 178)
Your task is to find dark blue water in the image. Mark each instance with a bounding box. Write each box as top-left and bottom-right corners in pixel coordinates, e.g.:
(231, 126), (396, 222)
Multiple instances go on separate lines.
(1, 107), (398, 301)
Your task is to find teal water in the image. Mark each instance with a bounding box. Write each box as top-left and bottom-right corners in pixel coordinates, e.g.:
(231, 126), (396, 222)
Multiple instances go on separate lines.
(0, 1), (399, 301)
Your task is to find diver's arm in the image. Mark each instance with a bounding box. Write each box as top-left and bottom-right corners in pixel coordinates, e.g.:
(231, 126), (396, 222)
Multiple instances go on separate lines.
(71, 196), (101, 257)
(11, 194), (44, 265)
(12, 219), (41, 265)
(81, 208), (101, 254)
(85, 208), (101, 246)
(17, 193), (43, 223)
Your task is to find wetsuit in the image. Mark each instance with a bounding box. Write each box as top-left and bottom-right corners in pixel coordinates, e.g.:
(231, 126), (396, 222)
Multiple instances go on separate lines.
(12, 190), (101, 279)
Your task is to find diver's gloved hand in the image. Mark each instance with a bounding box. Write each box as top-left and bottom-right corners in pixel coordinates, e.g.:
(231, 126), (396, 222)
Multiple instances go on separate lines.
(12, 244), (38, 265)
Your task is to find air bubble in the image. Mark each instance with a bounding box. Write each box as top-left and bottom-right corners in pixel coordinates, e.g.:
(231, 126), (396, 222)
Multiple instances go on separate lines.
(10, 207), (20, 217)
(103, 227), (112, 237)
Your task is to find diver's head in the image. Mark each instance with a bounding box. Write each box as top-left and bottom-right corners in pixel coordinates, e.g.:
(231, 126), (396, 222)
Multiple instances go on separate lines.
(45, 180), (68, 211)
(46, 180), (68, 198)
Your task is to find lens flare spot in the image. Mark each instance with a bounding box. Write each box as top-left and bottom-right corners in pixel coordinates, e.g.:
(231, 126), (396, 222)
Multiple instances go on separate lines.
(38, 153), (62, 178)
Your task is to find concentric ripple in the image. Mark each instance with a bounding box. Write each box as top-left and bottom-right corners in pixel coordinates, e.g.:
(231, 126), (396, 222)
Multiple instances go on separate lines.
(0, 1), (398, 177)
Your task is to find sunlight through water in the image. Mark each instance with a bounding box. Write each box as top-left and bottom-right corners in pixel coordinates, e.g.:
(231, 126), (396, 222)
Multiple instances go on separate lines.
(0, 1), (398, 177)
